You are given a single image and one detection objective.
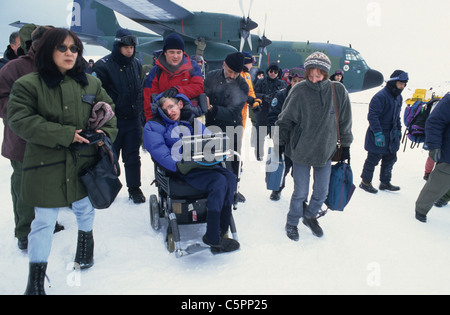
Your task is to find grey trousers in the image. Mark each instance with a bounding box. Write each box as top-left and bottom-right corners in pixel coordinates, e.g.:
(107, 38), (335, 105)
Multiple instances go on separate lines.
(416, 162), (450, 215)
(287, 160), (332, 225)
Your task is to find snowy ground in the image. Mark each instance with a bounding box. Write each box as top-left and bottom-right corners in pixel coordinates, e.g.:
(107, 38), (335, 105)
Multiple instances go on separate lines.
(1, 85), (450, 295)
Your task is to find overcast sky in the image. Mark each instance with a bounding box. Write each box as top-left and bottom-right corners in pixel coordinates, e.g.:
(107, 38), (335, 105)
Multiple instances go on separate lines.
(1, 0), (450, 89)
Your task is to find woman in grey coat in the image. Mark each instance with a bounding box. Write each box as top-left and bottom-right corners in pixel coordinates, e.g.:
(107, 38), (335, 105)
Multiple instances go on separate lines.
(275, 52), (353, 241)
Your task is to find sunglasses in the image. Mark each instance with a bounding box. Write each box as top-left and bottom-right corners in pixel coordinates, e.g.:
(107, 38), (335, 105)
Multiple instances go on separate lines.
(56, 44), (80, 53)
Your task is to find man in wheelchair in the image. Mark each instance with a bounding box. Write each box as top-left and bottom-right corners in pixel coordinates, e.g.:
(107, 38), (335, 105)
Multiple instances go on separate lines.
(143, 93), (240, 253)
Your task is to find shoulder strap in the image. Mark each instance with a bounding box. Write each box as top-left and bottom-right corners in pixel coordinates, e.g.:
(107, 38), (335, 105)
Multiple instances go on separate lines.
(331, 82), (341, 148)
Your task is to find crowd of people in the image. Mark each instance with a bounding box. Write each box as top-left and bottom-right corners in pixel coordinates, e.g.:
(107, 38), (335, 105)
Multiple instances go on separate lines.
(0, 25), (449, 295)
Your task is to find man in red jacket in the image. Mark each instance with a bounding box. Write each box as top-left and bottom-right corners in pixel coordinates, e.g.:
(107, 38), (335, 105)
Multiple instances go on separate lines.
(143, 33), (204, 121)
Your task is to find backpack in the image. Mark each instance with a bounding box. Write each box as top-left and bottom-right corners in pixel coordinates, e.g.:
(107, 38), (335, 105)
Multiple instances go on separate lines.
(324, 162), (356, 212)
(402, 99), (439, 150)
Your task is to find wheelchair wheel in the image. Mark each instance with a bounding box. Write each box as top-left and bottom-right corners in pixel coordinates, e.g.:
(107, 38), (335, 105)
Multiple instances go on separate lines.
(149, 194), (161, 231)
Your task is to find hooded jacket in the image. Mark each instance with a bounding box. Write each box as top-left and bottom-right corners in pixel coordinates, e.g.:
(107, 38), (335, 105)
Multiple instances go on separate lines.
(7, 71), (117, 208)
(143, 52), (204, 121)
(275, 79), (353, 167)
(143, 94), (208, 173)
(364, 83), (403, 154)
(93, 42), (143, 120)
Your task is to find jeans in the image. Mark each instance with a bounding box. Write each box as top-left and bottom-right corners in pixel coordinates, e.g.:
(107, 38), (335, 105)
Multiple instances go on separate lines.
(287, 160), (332, 226)
(28, 197), (94, 263)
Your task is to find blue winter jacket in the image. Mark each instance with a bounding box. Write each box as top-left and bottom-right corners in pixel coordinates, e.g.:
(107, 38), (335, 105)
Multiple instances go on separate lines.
(364, 86), (403, 154)
(425, 93), (450, 164)
(143, 93), (209, 173)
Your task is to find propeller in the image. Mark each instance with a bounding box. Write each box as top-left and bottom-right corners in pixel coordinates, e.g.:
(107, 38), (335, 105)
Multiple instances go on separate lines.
(239, 0), (258, 51)
(257, 13), (272, 59)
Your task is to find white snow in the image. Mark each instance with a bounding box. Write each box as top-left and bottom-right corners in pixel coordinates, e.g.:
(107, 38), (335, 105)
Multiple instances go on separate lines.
(1, 85), (450, 295)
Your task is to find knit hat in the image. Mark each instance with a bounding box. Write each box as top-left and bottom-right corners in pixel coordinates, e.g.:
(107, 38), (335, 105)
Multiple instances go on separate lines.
(225, 52), (244, 73)
(304, 51), (332, 73)
(163, 33), (185, 51)
(242, 51), (254, 65)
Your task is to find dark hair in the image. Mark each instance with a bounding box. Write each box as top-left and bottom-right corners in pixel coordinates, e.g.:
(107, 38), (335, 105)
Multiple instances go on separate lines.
(35, 28), (85, 76)
(9, 31), (19, 44)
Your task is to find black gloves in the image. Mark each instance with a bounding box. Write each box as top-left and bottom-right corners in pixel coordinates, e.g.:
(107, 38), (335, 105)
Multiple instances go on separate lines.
(340, 147), (350, 162)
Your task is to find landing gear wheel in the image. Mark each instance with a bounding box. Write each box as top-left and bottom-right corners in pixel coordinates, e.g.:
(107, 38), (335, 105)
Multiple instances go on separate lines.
(149, 194), (160, 231)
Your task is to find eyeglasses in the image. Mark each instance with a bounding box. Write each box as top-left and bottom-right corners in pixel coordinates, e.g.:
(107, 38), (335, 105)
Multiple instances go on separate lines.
(268, 69), (278, 73)
(56, 44), (79, 53)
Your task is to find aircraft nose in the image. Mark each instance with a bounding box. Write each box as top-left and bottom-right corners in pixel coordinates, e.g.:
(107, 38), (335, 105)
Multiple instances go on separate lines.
(363, 69), (384, 90)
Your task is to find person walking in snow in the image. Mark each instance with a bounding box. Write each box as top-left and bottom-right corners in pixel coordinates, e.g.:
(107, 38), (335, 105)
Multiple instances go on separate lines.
(267, 67), (306, 201)
(0, 25), (57, 251)
(360, 70), (408, 194)
(7, 28), (117, 295)
(143, 94), (240, 253)
(253, 62), (286, 160)
(415, 93), (450, 222)
(274, 52), (353, 241)
(204, 52), (249, 202)
(93, 28), (145, 204)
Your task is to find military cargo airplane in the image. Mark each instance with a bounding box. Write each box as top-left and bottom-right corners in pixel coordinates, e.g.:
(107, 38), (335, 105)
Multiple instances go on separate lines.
(13, 0), (384, 92)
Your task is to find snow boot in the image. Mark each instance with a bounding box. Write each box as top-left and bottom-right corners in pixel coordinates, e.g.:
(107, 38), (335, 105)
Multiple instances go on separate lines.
(74, 230), (94, 270)
(285, 224), (299, 241)
(379, 182), (400, 191)
(359, 181), (378, 194)
(202, 235), (240, 254)
(24, 262), (48, 295)
(270, 190), (281, 201)
(415, 211), (427, 223)
(303, 217), (324, 237)
(129, 187), (146, 204)
(434, 199), (448, 207)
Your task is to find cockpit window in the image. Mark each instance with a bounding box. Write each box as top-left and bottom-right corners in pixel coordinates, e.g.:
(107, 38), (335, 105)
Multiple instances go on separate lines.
(346, 50), (368, 69)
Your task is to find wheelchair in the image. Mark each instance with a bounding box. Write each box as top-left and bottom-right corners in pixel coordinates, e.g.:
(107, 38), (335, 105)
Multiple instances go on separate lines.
(149, 132), (241, 258)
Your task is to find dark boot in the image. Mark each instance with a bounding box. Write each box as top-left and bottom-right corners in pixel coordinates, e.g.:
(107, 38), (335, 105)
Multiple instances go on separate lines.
(359, 181), (378, 194)
(270, 190), (281, 201)
(129, 187), (145, 204)
(74, 230), (94, 270)
(303, 217), (324, 237)
(379, 182), (400, 191)
(24, 262), (48, 295)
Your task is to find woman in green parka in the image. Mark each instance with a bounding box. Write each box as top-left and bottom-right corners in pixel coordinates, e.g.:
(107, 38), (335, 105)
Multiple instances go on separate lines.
(7, 28), (117, 295)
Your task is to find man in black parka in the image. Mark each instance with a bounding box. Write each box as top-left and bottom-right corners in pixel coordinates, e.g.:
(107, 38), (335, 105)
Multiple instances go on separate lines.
(93, 28), (145, 204)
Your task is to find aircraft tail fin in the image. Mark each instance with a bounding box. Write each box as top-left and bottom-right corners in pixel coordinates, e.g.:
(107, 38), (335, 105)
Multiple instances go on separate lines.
(71, 0), (120, 38)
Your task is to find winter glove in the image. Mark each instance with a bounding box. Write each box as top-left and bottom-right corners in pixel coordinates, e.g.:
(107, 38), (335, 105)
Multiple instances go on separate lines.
(162, 87), (178, 98)
(251, 99), (262, 113)
(340, 147), (350, 162)
(374, 132), (385, 147)
(429, 149), (441, 163)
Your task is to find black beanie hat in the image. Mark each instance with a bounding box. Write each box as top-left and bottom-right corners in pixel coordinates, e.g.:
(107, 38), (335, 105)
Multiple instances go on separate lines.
(225, 52), (244, 73)
(163, 33), (185, 51)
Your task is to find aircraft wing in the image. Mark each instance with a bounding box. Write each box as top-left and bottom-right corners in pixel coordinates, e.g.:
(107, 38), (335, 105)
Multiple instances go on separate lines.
(96, 0), (194, 34)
